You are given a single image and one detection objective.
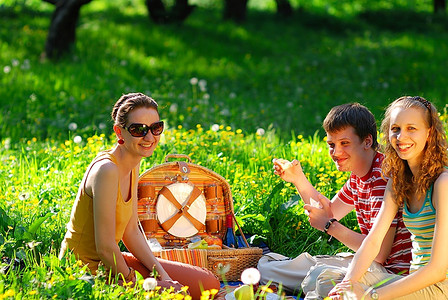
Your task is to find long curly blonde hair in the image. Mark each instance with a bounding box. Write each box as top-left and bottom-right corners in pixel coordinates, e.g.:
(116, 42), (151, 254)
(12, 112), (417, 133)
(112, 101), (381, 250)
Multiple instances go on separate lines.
(380, 96), (448, 206)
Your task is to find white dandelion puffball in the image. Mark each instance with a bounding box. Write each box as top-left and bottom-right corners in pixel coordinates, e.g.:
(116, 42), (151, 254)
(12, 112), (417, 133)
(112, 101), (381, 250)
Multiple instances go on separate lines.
(73, 136), (82, 144)
(190, 77), (198, 85)
(211, 124), (220, 132)
(143, 277), (157, 291)
(256, 128), (265, 136)
(241, 267), (261, 285)
(68, 122), (78, 131)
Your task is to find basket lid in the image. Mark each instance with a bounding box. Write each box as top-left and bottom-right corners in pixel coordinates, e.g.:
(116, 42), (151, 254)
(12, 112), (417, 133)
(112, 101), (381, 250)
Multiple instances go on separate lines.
(156, 182), (206, 237)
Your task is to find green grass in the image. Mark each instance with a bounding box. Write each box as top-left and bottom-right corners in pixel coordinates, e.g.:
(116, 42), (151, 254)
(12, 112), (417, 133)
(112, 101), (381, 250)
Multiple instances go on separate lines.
(1, 0), (448, 298)
(1, 0), (448, 142)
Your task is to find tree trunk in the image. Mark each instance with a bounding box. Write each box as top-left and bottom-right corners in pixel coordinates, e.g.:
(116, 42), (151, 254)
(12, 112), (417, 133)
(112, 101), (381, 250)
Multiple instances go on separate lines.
(145, 0), (195, 24)
(434, 0), (446, 14)
(45, 0), (92, 59)
(223, 0), (248, 22)
(275, 0), (293, 17)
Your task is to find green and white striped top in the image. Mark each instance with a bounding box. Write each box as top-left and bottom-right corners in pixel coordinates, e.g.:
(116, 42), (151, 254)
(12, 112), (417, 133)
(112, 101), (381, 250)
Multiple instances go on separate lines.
(403, 184), (448, 278)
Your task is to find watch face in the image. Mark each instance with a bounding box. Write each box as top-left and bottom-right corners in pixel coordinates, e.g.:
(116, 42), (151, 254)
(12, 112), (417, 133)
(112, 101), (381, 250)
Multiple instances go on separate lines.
(370, 289), (379, 300)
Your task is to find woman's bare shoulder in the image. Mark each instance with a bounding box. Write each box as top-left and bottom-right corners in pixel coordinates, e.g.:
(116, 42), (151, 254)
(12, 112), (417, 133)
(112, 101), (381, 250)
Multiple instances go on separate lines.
(87, 159), (119, 186)
(433, 171), (448, 197)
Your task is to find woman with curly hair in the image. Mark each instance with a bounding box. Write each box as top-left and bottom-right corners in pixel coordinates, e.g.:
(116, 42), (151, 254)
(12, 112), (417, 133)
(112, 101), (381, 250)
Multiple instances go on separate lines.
(328, 96), (448, 299)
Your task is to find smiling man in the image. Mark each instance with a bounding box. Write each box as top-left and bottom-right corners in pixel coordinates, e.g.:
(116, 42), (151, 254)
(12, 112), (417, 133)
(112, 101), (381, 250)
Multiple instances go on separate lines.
(260, 103), (412, 299)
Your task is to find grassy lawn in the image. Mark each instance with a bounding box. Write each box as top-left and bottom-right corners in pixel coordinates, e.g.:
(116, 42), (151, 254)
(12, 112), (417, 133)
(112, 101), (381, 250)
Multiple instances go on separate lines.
(1, 0), (447, 141)
(1, 0), (448, 298)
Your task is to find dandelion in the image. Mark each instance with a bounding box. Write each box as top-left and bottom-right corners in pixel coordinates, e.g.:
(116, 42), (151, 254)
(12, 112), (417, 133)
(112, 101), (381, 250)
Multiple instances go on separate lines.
(216, 263), (231, 276)
(260, 285), (273, 293)
(142, 277), (157, 291)
(19, 192), (30, 201)
(287, 102), (294, 108)
(198, 79), (207, 91)
(201, 290), (211, 298)
(68, 122), (78, 131)
(256, 128), (265, 136)
(210, 124), (220, 132)
(73, 136), (82, 144)
(98, 123), (107, 130)
(190, 77), (198, 85)
(3, 66), (11, 73)
(241, 268), (261, 285)
(220, 109), (230, 116)
(170, 103), (178, 113)
(229, 92), (236, 99)
(203, 93), (210, 100)
(3, 137), (11, 150)
(3, 290), (15, 297)
(21, 59), (30, 70)
(210, 289), (218, 296)
(26, 241), (42, 249)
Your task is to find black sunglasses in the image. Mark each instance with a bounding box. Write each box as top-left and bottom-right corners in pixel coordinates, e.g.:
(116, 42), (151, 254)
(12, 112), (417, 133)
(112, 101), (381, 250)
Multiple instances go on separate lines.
(123, 121), (164, 137)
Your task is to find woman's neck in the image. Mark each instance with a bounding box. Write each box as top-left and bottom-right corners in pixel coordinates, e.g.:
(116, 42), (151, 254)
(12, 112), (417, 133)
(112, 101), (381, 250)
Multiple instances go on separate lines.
(407, 158), (422, 178)
(111, 145), (141, 175)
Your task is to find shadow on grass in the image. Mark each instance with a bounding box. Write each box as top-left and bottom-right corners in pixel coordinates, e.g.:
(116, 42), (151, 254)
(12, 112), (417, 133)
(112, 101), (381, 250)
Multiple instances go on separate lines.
(1, 2), (447, 141)
(358, 9), (448, 33)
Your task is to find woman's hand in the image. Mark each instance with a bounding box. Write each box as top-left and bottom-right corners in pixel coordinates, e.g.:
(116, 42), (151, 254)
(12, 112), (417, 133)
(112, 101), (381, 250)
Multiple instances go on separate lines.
(328, 280), (369, 299)
(157, 279), (185, 293)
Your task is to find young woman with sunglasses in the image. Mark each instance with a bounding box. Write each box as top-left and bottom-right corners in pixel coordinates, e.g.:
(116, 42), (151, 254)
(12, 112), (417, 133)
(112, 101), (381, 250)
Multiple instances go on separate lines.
(328, 96), (448, 299)
(59, 93), (220, 298)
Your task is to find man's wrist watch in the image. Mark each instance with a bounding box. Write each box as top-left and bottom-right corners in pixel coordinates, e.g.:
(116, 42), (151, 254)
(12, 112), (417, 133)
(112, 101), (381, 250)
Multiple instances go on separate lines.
(369, 288), (379, 300)
(324, 218), (337, 233)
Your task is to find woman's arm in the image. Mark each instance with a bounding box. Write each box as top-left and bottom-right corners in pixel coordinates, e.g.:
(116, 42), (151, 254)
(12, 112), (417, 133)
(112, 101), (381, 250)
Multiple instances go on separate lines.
(369, 173), (448, 299)
(122, 165), (172, 281)
(332, 174), (448, 300)
(122, 212), (172, 281)
(91, 162), (130, 278)
(342, 181), (399, 282)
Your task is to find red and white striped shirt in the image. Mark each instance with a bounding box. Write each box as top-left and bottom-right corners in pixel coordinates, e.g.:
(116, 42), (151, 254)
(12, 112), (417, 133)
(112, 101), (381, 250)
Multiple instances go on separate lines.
(337, 152), (412, 274)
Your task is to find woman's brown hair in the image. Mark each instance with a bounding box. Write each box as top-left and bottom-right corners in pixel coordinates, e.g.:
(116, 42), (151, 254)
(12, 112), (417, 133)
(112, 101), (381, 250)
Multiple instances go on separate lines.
(111, 93), (159, 127)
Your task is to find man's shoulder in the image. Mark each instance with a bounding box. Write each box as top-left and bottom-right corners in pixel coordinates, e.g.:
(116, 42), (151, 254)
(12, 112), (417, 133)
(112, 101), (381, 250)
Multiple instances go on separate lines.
(372, 152), (384, 168)
(367, 152), (386, 182)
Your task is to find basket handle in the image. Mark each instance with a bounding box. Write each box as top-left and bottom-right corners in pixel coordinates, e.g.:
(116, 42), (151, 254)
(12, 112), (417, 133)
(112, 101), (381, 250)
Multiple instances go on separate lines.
(232, 213), (250, 248)
(165, 154), (192, 163)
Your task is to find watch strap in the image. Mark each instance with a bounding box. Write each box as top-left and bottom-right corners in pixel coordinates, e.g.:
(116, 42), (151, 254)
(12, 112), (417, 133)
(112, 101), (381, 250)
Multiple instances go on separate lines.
(324, 218), (337, 233)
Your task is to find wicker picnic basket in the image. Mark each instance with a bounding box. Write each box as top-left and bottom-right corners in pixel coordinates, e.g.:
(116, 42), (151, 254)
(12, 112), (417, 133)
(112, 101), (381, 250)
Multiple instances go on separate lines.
(138, 154), (262, 281)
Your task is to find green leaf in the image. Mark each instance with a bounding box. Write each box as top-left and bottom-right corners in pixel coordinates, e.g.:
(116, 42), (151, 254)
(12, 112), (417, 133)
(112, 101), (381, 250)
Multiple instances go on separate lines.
(28, 212), (53, 235)
(264, 181), (284, 212)
(0, 207), (12, 232)
(280, 195), (300, 211)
